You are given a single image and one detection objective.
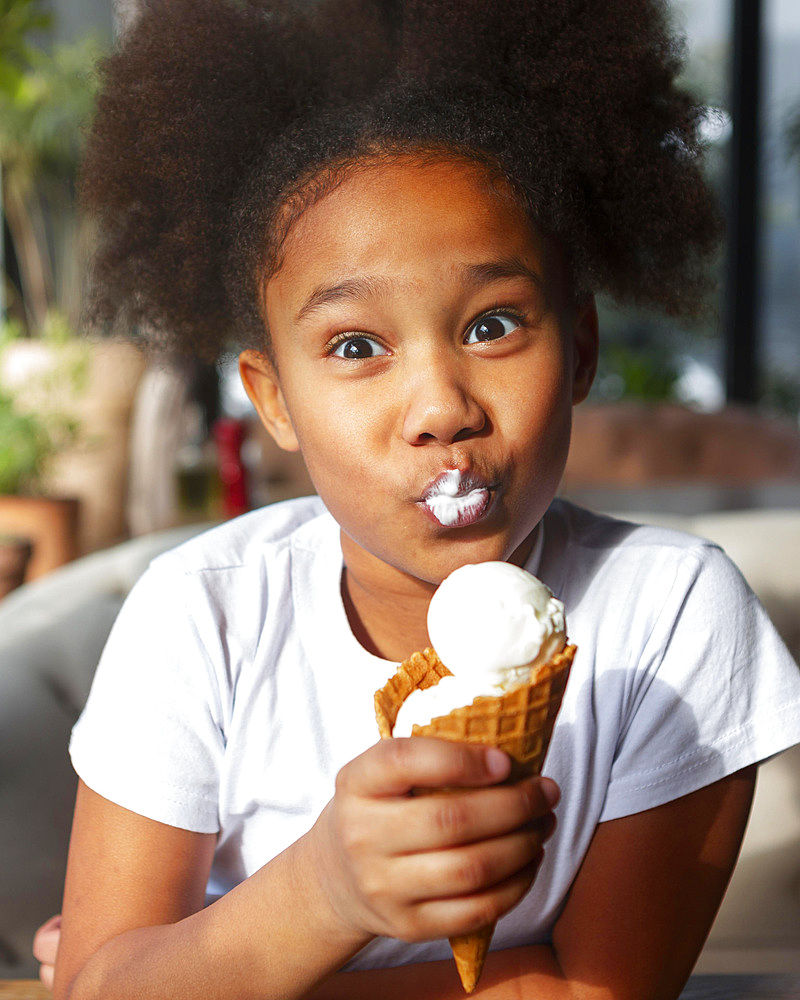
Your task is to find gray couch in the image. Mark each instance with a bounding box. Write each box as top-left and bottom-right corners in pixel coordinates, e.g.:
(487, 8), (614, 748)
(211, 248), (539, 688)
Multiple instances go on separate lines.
(0, 524), (209, 978)
(1, 511), (798, 978)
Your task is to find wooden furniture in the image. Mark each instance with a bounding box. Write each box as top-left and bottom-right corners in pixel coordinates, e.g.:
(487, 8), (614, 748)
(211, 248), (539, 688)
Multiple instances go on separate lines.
(0, 982), (49, 999)
(1, 974), (800, 999)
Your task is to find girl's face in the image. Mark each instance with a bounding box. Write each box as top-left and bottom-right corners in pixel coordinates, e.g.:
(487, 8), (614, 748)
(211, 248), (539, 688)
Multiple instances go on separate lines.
(241, 157), (597, 588)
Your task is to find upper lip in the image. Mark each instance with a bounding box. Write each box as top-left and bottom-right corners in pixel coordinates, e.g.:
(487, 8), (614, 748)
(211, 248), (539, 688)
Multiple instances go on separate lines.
(419, 467), (494, 501)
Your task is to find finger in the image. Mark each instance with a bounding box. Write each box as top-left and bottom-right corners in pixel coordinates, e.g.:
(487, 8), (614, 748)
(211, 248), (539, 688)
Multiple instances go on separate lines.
(39, 963), (55, 991)
(340, 738), (511, 798)
(539, 776), (561, 809)
(395, 855), (543, 943)
(361, 776), (558, 854)
(397, 827), (546, 902)
(32, 914), (62, 965)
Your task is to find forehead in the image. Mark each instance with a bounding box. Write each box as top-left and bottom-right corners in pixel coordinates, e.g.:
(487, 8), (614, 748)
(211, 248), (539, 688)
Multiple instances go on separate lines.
(264, 157), (562, 312)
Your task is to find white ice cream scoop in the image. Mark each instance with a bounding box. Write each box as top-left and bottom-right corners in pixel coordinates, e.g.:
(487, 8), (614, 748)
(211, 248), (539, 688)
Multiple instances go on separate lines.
(393, 561), (566, 737)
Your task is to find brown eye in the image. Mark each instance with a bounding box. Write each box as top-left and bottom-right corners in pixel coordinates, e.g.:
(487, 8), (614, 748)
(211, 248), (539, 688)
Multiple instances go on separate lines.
(465, 314), (519, 344)
(331, 336), (387, 359)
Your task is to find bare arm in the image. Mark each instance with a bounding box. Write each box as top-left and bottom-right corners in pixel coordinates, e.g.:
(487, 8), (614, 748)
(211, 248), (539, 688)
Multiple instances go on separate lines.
(53, 755), (753, 1000)
(54, 739), (555, 1000)
(53, 781), (369, 1000)
(53, 781), (216, 998)
(307, 765), (757, 999)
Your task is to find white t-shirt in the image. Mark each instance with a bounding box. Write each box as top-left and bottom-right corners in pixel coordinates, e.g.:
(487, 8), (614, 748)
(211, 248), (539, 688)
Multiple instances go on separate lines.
(70, 496), (800, 970)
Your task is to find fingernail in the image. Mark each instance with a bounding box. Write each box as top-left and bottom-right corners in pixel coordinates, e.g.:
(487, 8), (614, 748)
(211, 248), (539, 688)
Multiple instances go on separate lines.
(485, 748), (511, 778)
(541, 777), (561, 808)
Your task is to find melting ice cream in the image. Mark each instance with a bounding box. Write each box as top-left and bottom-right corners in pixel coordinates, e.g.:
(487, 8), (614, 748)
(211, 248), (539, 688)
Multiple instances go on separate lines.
(393, 561), (566, 737)
(422, 469), (490, 527)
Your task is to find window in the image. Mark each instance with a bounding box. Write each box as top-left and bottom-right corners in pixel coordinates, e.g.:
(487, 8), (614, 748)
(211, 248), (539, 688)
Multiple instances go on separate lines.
(592, 0), (800, 422)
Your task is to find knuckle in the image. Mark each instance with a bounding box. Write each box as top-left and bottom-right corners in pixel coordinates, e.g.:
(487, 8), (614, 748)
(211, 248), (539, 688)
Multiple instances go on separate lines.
(359, 866), (387, 905)
(434, 796), (470, 839)
(396, 909), (429, 943)
(453, 743), (476, 779)
(334, 763), (353, 796)
(338, 820), (365, 857)
(455, 850), (491, 892)
(388, 736), (416, 772)
(331, 801), (370, 857)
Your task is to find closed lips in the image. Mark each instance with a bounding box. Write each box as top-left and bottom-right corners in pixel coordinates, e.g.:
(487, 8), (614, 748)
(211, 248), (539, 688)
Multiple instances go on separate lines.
(420, 469), (493, 527)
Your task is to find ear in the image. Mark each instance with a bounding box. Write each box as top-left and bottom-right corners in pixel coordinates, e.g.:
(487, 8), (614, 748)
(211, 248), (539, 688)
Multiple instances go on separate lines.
(571, 294), (599, 405)
(238, 350), (300, 452)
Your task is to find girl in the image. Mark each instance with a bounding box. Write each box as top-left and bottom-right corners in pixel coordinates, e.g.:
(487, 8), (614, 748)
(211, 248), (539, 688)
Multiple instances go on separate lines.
(36, 1), (800, 997)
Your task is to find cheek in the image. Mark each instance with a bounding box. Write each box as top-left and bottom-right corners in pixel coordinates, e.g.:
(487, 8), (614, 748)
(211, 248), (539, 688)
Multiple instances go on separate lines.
(281, 385), (387, 492)
(505, 342), (573, 432)
(503, 346), (574, 486)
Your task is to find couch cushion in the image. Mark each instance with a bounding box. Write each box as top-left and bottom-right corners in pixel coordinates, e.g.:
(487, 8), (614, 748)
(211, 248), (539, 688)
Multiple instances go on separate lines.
(0, 524), (211, 977)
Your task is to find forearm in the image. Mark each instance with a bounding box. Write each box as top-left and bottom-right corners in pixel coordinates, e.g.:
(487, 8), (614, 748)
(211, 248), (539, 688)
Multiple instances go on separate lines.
(307, 945), (594, 1000)
(57, 746), (559, 1000)
(60, 833), (371, 1000)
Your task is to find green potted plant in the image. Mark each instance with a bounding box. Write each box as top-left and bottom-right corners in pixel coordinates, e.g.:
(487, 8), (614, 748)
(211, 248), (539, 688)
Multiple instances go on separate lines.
(0, 385), (54, 494)
(0, 385), (52, 596)
(0, 383), (43, 595)
(0, 316), (81, 588)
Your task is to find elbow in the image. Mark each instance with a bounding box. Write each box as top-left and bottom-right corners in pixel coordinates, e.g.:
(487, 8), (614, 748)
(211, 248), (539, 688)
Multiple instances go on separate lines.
(55, 960), (108, 1000)
(54, 933), (137, 1000)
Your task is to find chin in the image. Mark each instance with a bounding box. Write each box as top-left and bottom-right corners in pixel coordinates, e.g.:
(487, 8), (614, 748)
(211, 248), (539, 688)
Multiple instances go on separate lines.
(407, 533), (533, 586)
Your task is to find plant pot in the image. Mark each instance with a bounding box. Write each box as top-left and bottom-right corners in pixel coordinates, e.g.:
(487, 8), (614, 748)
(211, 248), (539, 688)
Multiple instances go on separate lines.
(0, 535), (34, 599)
(1, 338), (147, 554)
(0, 495), (80, 581)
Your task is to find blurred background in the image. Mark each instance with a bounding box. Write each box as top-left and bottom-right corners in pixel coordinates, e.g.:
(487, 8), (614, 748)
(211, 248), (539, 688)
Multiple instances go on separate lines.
(1, 0), (800, 985)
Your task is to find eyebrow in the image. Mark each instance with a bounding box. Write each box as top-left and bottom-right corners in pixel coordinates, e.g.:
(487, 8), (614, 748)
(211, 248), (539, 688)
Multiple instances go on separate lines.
(462, 256), (545, 290)
(295, 276), (391, 323)
(294, 255), (545, 323)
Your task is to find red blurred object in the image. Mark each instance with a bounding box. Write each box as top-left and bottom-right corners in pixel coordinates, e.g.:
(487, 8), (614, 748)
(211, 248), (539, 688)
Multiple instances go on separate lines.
(213, 418), (250, 518)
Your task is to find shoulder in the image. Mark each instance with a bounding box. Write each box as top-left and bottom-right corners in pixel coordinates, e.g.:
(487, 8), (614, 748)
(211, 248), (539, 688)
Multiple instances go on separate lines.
(110, 495), (335, 659)
(542, 502), (800, 820)
(149, 495), (331, 578)
(539, 498), (735, 602)
(538, 499), (771, 686)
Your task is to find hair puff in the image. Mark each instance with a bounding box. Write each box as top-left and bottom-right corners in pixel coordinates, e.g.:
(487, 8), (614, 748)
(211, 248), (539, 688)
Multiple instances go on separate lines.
(80, 0), (722, 360)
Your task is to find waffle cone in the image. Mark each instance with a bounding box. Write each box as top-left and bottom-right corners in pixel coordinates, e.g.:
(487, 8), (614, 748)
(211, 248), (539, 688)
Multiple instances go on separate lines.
(374, 643), (575, 992)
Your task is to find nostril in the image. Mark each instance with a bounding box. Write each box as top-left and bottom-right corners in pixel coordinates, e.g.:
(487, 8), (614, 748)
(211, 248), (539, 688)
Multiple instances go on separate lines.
(454, 419), (485, 443)
(402, 388), (486, 445)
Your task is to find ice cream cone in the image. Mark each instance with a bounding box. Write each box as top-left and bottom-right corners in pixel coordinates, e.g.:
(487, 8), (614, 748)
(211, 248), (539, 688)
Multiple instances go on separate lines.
(447, 926), (493, 994)
(374, 643), (575, 992)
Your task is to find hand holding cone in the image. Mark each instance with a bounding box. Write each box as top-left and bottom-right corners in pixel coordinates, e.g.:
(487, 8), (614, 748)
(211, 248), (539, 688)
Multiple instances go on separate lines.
(374, 643), (575, 992)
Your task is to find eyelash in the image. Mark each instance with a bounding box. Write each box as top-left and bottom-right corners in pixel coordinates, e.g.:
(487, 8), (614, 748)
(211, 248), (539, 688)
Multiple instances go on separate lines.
(463, 307), (526, 344)
(324, 306), (528, 359)
(326, 331), (387, 359)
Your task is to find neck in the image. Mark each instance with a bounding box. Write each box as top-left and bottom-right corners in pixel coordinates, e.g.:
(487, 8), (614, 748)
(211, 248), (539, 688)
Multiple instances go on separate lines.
(340, 537), (435, 662)
(338, 525), (541, 662)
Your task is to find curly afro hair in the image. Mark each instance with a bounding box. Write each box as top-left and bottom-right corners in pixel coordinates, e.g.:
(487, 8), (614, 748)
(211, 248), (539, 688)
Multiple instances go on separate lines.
(80, 0), (722, 360)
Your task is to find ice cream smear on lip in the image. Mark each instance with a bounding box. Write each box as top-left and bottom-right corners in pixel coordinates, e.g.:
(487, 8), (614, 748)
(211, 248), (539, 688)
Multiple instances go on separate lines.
(423, 469), (490, 527)
(393, 562), (567, 737)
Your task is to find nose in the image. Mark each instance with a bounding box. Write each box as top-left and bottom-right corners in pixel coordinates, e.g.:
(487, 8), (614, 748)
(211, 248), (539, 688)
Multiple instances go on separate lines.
(401, 350), (486, 446)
